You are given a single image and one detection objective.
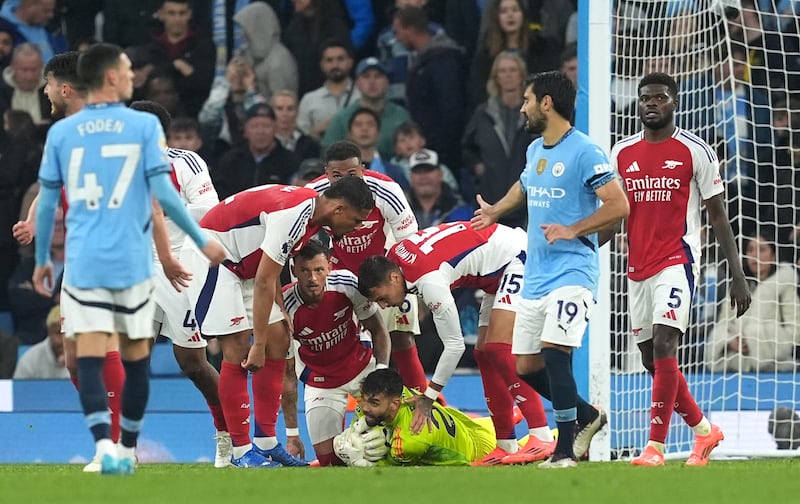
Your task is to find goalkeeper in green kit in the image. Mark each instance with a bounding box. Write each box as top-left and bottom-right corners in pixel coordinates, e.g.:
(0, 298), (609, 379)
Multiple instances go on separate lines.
(334, 368), (496, 466)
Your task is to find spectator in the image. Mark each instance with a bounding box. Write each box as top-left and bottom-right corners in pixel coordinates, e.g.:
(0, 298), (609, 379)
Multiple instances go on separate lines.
(12, 304), (69, 379)
(345, 107), (406, 189)
(390, 121), (460, 194)
(210, 0), (250, 78)
(102, 0), (162, 48)
(142, 69), (187, 119)
(376, 0), (444, 106)
(706, 230), (800, 373)
(297, 39), (360, 140)
(0, 329), (16, 378)
(468, 0), (560, 107)
(8, 207), (62, 345)
(0, 0), (64, 62)
(393, 6), (466, 176)
(560, 42), (578, 88)
(444, 0), (483, 66)
(4, 108), (37, 141)
(322, 57), (410, 160)
(211, 103), (300, 198)
(462, 50), (530, 229)
(198, 56), (266, 160)
(282, 0), (351, 96)
(271, 89), (320, 161)
(290, 157), (325, 187)
(407, 148), (472, 229)
(341, 0), (376, 55)
(233, 2), (298, 101)
(0, 43), (50, 125)
(0, 24), (14, 71)
(148, 0), (215, 118)
(167, 116), (213, 163)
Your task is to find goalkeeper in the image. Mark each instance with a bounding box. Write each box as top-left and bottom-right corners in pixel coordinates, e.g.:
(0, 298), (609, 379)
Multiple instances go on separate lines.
(334, 368), (496, 466)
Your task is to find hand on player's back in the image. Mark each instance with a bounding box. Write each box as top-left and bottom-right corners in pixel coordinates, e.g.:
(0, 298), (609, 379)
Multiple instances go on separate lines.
(202, 240), (227, 267)
(405, 394), (434, 434)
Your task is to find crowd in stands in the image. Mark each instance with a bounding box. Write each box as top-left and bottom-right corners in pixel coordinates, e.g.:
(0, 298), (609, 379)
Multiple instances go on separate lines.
(1, 0), (798, 378)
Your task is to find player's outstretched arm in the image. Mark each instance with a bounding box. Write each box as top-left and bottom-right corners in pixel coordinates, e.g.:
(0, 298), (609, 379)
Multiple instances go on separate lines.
(152, 200), (192, 292)
(705, 194), (751, 317)
(32, 185), (61, 297)
(150, 172), (226, 266)
(541, 178), (629, 244)
(470, 181), (525, 230)
(12, 193), (38, 245)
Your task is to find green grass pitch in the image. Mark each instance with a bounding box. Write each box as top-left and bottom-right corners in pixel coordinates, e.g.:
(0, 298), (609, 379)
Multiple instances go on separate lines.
(1, 460), (798, 504)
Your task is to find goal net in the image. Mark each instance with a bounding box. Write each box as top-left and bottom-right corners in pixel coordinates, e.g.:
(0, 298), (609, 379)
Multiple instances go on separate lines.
(607, 0), (800, 459)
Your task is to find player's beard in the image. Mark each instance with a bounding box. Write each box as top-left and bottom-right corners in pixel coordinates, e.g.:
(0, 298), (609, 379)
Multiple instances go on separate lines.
(524, 112), (546, 134)
(364, 413), (387, 427)
(641, 109), (674, 130)
(50, 102), (66, 120)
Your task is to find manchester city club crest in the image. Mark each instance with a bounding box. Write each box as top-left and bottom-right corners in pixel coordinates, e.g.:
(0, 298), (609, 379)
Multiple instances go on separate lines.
(552, 162), (565, 177)
(536, 159), (547, 175)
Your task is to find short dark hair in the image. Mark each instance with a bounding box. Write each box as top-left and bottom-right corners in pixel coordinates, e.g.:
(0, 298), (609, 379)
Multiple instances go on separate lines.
(319, 38), (353, 58)
(637, 72), (679, 99)
(322, 175), (374, 212)
(357, 255), (399, 297)
(361, 368), (404, 398)
(129, 100), (172, 132)
(44, 51), (85, 91)
(523, 71), (576, 121)
(323, 140), (362, 164)
(77, 43), (124, 91)
(392, 121), (421, 143)
(348, 107), (381, 131)
(394, 6), (428, 32)
(560, 42), (577, 65)
(295, 239), (330, 262)
(168, 117), (201, 137)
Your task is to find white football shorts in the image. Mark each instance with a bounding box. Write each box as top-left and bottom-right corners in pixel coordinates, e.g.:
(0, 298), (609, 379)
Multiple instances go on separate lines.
(512, 285), (595, 354)
(629, 263), (698, 343)
(61, 278), (156, 340)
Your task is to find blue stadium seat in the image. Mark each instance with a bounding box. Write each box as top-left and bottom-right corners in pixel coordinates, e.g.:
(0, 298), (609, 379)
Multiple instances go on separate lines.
(149, 343), (183, 377)
(0, 311), (14, 335)
(17, 344), (31, 362)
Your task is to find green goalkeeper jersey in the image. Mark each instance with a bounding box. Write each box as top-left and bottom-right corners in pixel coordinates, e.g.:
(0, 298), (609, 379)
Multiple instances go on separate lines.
(356, 387), (496, 466)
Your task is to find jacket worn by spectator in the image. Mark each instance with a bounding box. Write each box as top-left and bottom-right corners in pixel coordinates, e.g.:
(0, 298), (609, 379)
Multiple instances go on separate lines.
(212, 142), (300, 199)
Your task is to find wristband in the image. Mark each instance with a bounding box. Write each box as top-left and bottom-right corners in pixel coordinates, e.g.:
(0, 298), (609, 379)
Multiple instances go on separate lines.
(423, 386), (439, 401)
(286, 428), (300, 437)
(375, 363), (389, 370)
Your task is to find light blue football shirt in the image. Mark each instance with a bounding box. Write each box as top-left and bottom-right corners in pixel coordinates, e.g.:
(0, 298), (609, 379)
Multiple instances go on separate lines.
(38, 102), (170, 289)
(519, 128), (615, 299)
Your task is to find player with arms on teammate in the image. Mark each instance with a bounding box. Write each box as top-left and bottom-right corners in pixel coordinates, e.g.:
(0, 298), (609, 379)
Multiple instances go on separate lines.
(334, 368), (496, 466)
(180, 177), (374, 467)
(358, 222), (553, 464)
(282, 239), (389, 466)
(610, 72), (751, 466)
(306, 140), (429, 393)
(32, 43), (225, 474)
(472, 71), (630, 467)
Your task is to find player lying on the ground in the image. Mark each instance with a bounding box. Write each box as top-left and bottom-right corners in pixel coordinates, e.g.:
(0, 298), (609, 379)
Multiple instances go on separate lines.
(334, 368), (497, 466)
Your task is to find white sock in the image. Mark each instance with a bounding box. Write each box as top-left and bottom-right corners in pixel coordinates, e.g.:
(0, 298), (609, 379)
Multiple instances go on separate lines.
(496, 439), (518, 453)
(232, 444), (251, 459)
(253, 436), (278, 451)
(117, 444), (136, 461)
(529, 426), (555, 442)
(691, 416), (712, 436)
(96, 438), (116, 459)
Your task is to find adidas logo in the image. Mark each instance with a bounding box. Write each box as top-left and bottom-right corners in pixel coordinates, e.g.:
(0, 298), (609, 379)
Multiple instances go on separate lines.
(663, 309), (677, 321)
(626, 161), (641, 173)
(396, 314), (410, 325)
(188, 332), (202, 343)
(498, 294), (512, 304)
(299, 327), (314, 336)
(651, 416), (664, 425)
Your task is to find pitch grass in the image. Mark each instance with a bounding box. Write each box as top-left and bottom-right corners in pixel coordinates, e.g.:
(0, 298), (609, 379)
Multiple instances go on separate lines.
(1, 460), (798, 504)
